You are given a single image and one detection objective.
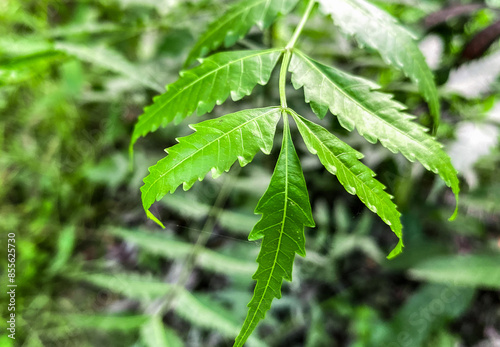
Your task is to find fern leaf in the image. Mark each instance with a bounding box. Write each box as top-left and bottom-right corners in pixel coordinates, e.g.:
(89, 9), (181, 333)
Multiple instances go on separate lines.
(184, 0), (299, 67)
(75, 272), (265, 346)
(316, 0), (441, 126)
(161, 193), (260, 235)
(289, 50), (459, 218)
(67, 314), (149, 331)
(131, 49), (282, 152)
(111, 227), (256, 276)
(290, 111), (403, 257)
(141, 107), (282, 226)
(234, 119), (315, 346)
(54, 42), (163, 92)
(141, 317), (183, 347)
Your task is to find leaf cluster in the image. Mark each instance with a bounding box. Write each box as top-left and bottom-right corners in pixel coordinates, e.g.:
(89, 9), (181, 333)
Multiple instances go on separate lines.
(130, 0), (460, 344)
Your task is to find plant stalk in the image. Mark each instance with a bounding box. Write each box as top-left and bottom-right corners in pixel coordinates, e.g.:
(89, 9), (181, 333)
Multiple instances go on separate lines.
(279, 49), (292, 109)
(279, 0), (316, 108)
(286, 0), (315, 50)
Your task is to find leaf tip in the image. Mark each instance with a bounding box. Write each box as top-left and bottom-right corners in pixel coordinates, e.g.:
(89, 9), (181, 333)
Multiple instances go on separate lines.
(386, 238), (404, 259)
(448, 203), (459, 221)
(146, 209), (165, 229)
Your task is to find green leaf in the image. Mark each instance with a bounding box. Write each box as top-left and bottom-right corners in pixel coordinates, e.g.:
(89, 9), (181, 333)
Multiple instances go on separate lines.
(141, 316), (184, 347)
(74, 272), (265, 346)
(47, 225), (76, 275)
(0, 51), (63, 85)
(54, 42), (163, 92)
(409, 254), (500, 289)
(141, 107), (282, 226)
(386, 284), (474, 347)
(67, 314), (149, 331)
(131, 49), (282, 152)
(74, 272), (171, 301)
(160, 193), (259, 235)
(184, 0), (299, 67)
(110, 227), (256, 277)
(290, 111), (403, 258)
(234, 118), (315, 347)
(289, 50), (459, 218)
(317, 0), (441, 128)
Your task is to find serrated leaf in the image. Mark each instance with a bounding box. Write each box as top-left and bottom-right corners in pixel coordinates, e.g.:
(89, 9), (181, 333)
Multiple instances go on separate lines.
(141, 107), (282, 226)
(290, 111), (403, 258)
(234, 120), (315, 347)
(131, 49), (282, 152)
(184, 0), (299, 67)
(317, 0), (441, 127)
(289, 50), (459, 218)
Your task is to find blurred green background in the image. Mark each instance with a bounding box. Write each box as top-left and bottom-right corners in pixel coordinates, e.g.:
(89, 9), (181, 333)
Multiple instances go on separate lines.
(0, 0), (499, 346)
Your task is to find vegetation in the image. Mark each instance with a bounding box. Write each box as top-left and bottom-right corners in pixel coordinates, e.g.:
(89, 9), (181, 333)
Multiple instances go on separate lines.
(1, 0), (500, 346)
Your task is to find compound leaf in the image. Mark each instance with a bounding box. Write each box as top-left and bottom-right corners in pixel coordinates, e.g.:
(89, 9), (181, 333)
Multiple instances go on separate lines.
(317, 0), (441, 128)
(290, 111), (403, 258)
(141, 107), (282, 226)
(184, 0), (299, 67)
(131, 49), (282, 153)
(289, 50), (459, 218)
(234, 119), (315, 346)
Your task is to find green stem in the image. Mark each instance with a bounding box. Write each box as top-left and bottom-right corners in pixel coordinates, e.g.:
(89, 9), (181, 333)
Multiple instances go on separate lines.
(283, 105), (290, 131)
(279, 0), (316, 108)
(286, 0), (316, 50)
(279, 49), (292, 109)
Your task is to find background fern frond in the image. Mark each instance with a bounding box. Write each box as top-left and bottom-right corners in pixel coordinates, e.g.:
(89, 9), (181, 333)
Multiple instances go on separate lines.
(111, 227), (256, 276)
(54, 42), (163, 92)
(73, 272), (265, 346)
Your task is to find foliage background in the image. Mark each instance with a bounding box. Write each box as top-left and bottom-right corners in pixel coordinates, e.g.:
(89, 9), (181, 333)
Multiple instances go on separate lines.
(0, 0), (499, 346)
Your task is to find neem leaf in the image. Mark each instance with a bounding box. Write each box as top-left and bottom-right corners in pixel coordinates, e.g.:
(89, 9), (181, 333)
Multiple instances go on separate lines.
(234, 117), (315, 346)
(289, 50), (459, 218)
(317, 0), (441, 128)
(184, 0), (299, 67)
(141, 107), (282, 226)
(290, 111), (403, 258)
(131, 49), (282, 153)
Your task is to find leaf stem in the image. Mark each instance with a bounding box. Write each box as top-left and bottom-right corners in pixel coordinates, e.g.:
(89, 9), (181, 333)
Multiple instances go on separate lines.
(286, 0), (315, 50)
(282, 104), (290, 132)
(279, 49), (292, 108)
(280, 0), (316, 108)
